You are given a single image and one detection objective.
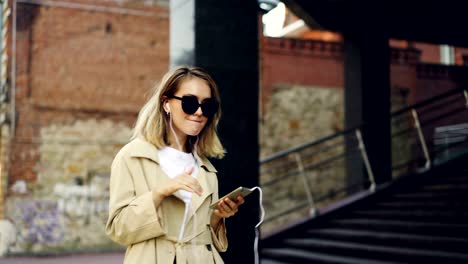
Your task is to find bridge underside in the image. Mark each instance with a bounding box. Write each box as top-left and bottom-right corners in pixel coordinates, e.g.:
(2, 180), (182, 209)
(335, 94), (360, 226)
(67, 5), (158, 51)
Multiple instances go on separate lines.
(283, 0), (468, 47)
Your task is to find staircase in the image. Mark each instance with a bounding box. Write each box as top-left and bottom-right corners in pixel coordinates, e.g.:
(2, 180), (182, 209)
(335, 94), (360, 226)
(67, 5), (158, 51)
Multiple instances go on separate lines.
(259, 87), (468, 264)
(260, 155), (468, 264)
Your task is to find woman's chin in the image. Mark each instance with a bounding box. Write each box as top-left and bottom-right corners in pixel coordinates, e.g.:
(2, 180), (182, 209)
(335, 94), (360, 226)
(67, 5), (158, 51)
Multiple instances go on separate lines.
(184, 129), (202, 137)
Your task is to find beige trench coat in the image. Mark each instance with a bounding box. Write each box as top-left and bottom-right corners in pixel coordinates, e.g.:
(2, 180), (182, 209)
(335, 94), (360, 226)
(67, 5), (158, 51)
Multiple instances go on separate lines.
(106, 138), (228, 264)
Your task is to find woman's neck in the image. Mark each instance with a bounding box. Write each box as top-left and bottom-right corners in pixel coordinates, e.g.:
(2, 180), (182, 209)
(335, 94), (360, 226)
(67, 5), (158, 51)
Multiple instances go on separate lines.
(167, 132), (187, 152)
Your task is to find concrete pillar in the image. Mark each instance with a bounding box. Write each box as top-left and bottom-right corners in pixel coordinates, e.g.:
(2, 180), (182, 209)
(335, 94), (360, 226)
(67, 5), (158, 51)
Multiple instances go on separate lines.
(344, 33), (392, 188)
(171, 1), (259, 263)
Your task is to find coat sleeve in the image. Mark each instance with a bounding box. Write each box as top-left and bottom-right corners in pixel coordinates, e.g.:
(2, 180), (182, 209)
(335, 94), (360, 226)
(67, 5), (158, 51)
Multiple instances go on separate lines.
(210, 178), (228, 252)
(105, 153), (167, 246)
(210, 219), (228, 252)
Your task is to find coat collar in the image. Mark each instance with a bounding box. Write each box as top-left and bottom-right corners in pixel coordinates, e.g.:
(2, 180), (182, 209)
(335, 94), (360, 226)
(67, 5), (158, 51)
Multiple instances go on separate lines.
(128, 137), (217, 173)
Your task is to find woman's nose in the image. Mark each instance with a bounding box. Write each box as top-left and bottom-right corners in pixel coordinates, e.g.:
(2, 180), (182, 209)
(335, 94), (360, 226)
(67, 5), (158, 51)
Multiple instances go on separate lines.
(193, 106), (203, 116)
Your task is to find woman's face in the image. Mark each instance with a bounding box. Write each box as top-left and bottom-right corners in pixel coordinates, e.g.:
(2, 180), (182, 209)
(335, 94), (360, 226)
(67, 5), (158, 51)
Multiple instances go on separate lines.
(166, 77), (212, 138)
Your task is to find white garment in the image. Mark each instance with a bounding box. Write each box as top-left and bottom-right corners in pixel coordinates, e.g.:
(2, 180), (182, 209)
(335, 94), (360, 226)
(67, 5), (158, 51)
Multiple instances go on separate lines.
(158, 146), (199, 203)
(158, 146), (199, 240)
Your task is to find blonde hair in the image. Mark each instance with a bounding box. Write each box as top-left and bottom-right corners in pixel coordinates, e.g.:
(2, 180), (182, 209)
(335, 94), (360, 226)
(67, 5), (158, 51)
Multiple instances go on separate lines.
(132, 66), (225, 159)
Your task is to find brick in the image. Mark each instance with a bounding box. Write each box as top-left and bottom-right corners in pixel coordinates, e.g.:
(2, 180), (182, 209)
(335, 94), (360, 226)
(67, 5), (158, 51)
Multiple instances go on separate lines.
(8, 1), (169, 190)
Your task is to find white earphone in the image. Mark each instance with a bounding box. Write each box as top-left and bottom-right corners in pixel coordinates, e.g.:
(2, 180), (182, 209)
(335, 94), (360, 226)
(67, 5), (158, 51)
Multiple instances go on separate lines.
(165, 102), (170, 113)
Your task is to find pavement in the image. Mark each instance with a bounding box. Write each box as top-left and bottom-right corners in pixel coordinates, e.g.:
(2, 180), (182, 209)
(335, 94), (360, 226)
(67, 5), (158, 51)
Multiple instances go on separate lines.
(0, 252), (125, 264)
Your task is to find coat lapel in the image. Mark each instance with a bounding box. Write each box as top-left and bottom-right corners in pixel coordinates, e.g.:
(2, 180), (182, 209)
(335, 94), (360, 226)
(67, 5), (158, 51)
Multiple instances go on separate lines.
(187, 167), (213, 220)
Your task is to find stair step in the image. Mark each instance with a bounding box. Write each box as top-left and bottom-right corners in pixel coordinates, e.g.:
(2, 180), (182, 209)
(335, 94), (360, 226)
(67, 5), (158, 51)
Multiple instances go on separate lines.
(392, 191), (468, 199)
(331, 218), (468, 236)
(305, 228), (468, 253)
(392, 191), (468, 198)
(350, 210), (468, 223)
(260, 156), (468, 264)
(375, 201), (468, 208)
(283, 237), (468, 263)
(261, 248), (405, 264)
(260, 258), (291, 264)
(427, 176), (468, 183)
(421, 184), (468, 191)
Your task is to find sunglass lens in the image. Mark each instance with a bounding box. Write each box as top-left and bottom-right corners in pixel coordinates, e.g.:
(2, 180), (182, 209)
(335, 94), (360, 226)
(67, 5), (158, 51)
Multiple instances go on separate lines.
(179, 95), (218, 118)
(201, 99), (218, 118)
(181, 96), (199, 114)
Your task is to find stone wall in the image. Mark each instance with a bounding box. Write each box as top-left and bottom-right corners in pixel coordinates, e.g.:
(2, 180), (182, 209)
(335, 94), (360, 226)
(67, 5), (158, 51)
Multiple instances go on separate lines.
(10, 0), (169, 185)
(260, 85), (343, 158)
(390, 87), (414, 178)
(260, 37), (343, 117)
(259, 85), (345, 234)
(6, 119), (131, 254)
(1, 0), (169, 255)
(259, 84), (414, 235)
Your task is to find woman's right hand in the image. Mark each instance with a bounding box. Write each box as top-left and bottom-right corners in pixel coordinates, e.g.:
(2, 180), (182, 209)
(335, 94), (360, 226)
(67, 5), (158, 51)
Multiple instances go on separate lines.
(152, 167), (203, 207)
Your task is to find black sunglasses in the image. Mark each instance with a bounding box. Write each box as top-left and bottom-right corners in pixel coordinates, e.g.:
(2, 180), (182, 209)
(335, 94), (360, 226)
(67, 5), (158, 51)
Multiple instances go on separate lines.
(169, 95), (219, 118)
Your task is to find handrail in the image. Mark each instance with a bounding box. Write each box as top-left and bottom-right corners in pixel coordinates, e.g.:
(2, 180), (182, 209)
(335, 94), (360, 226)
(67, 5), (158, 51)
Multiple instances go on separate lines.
(259, 86), (468, 230)
(412, 109), (431, 170)
(261, 86), (468, 164)
(260, 127), (357, 163)
(262, 149), (357, 188)
(408, 95), (462, 117)
(262, 180), (367, 224)
(356, 129), (375, 191)
(392, 86), (468, 116)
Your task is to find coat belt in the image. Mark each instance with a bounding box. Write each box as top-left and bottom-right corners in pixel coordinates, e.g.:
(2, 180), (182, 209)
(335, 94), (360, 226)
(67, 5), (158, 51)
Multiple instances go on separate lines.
(163, 226), (213, 264)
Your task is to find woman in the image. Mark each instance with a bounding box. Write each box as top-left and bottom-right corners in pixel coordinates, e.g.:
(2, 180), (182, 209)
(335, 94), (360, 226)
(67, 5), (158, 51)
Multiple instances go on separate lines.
(106, 66), (244, 263)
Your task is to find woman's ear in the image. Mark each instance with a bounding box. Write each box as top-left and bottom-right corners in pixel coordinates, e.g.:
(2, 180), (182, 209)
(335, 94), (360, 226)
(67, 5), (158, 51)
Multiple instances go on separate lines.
(163, 100), (170, 113)
(166, 102), (171, 113)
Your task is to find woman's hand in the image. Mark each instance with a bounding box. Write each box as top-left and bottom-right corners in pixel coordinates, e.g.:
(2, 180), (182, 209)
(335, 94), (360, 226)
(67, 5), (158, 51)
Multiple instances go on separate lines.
(214, 196), (245, 218)
(152, 167), (203, 207)
(211, 196), (245, 229)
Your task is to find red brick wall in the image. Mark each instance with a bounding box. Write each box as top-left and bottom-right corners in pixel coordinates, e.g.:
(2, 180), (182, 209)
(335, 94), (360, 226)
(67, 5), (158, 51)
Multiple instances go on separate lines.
(389, 47), (421, 104)
(10, 2), (169, 185)
(415, 64), (462, 102)
(260, 36), (468, 117)
(413, 42), (440, 64)
(260, 37), (343, 116)
(10, 5), (468, 186)
(455, 47), (468, 65)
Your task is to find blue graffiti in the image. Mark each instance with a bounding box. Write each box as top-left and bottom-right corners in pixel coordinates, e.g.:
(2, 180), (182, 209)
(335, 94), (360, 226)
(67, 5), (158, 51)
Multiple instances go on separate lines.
(13, 200), (64, 246)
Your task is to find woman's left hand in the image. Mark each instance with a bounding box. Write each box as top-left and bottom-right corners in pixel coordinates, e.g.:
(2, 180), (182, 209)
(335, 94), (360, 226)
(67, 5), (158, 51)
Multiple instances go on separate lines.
(213, 196), (245, 218)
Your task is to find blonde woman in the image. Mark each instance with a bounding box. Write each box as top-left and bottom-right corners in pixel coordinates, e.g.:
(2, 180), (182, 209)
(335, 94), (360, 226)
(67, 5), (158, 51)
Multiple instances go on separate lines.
(106, 66), (244, 263)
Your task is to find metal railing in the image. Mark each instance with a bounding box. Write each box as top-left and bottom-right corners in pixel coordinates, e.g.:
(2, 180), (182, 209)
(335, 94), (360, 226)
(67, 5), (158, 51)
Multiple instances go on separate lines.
(259, 87), (468, 235)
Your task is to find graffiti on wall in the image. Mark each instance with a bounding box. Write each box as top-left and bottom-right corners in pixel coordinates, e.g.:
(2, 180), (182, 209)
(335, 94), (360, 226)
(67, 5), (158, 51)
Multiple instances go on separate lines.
(4, 119), (131, 254)
(12, 200), (64, 250)
(54, 176), (109, 219)
(7, 176), (113, 254)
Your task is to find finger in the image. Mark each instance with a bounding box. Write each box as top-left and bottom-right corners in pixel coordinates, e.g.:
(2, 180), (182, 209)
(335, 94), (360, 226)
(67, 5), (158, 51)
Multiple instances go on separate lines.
(215, 203), (236, 218)
(168, 179), (199, 196)
(184, 166), (194, 175)
(223, 198), (238, 208)
(219, 200), (232, 213)
(213, 209), (228, 218)
(184, 183), (203, 196)
(187, 181), (203, 195)
(236, 196), (245, 205)
(175, 172), (196, 182)
(176, 183), (198, 194)
(177, 177), (203, 195)
(184, 177), (203, 195)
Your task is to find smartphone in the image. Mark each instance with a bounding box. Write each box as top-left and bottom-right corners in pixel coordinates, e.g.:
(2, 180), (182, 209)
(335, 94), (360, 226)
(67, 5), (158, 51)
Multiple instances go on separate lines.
(209, 187), (253, 209)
